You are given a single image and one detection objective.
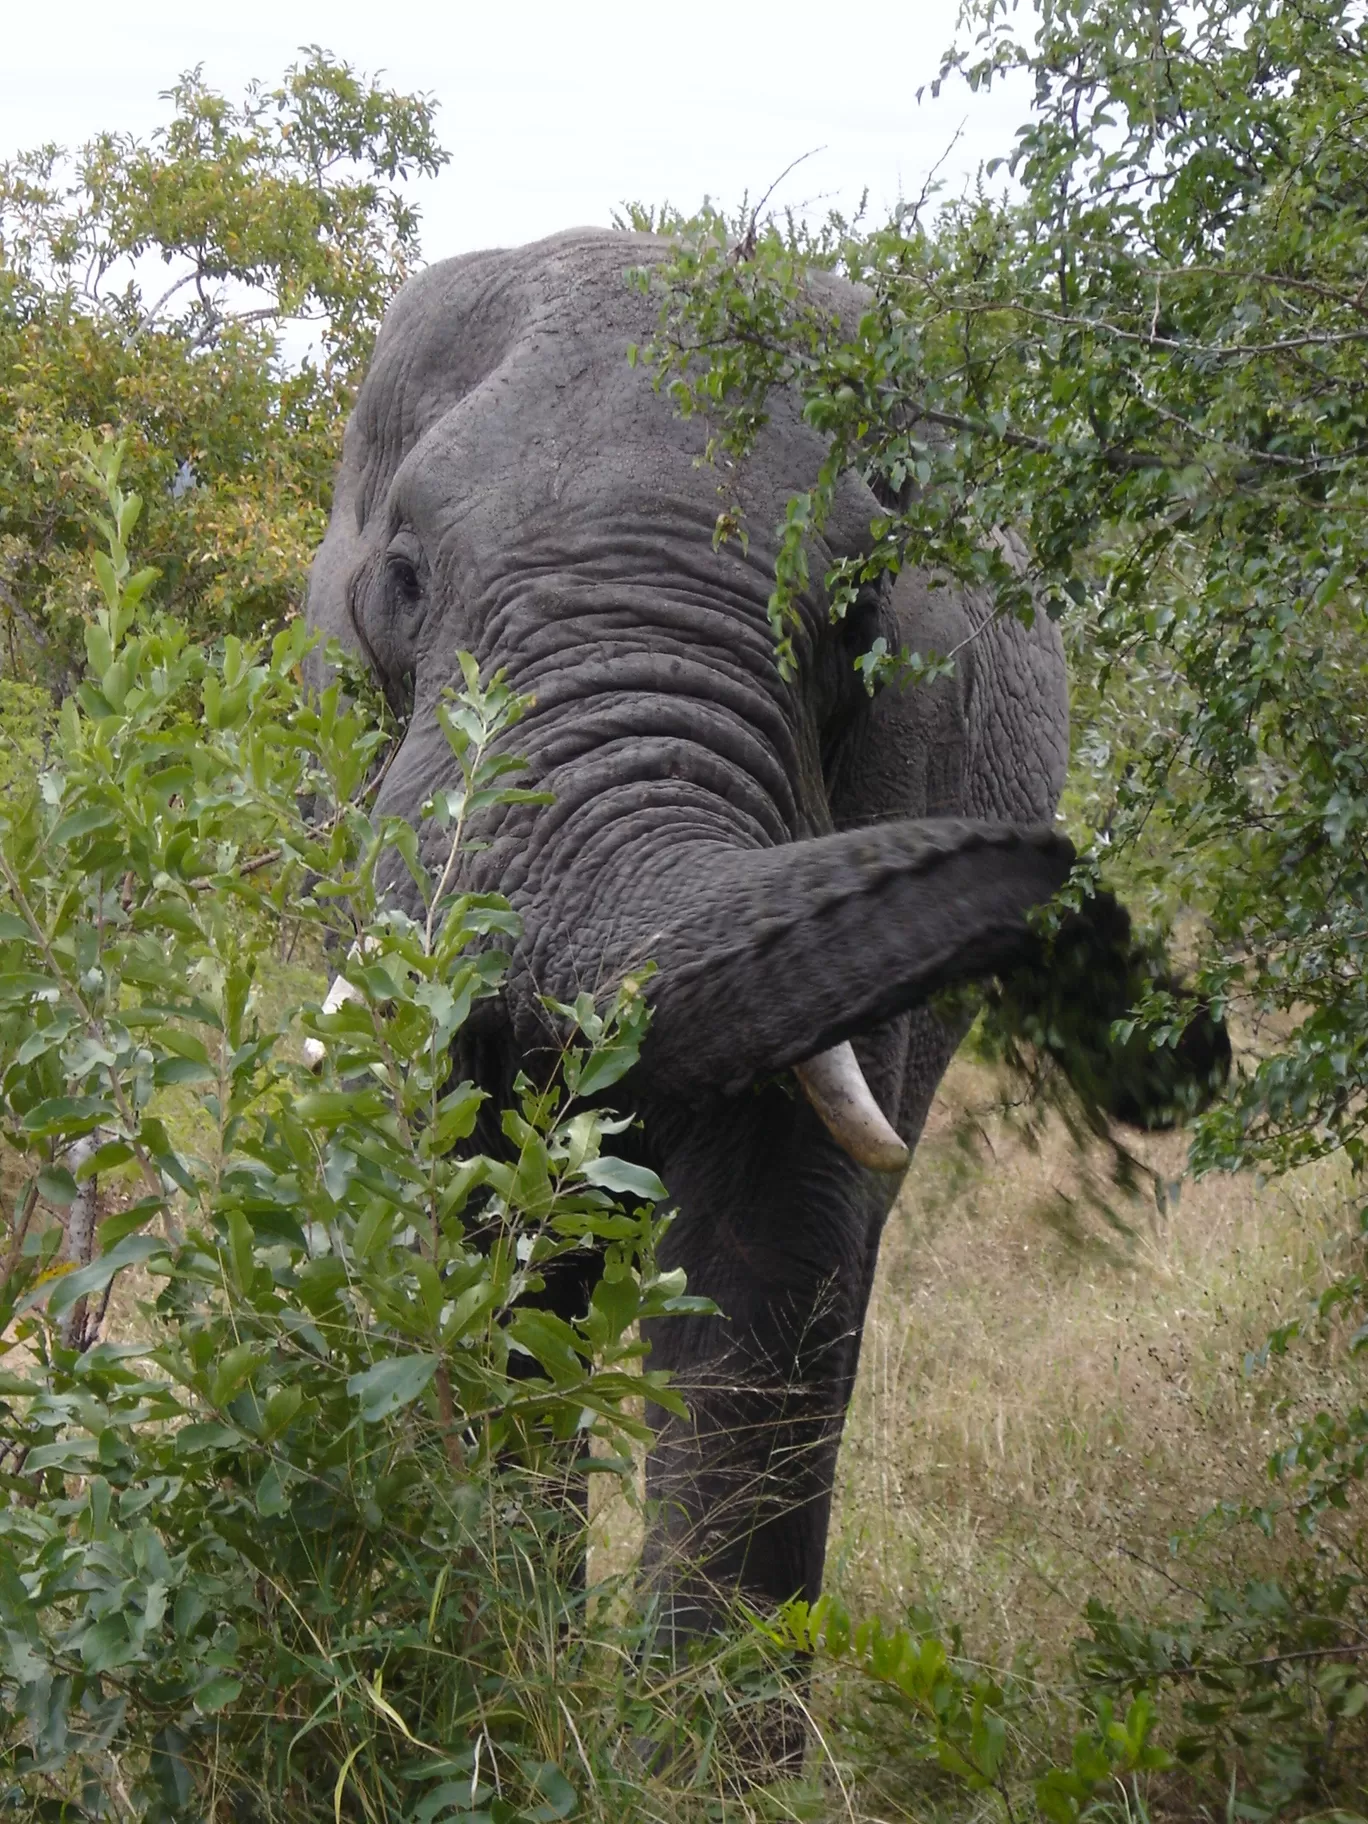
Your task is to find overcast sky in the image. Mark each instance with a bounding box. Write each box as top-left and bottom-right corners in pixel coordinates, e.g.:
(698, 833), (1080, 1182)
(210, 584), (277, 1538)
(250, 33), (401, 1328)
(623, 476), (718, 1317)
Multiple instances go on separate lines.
(3, 0), (1030, 262)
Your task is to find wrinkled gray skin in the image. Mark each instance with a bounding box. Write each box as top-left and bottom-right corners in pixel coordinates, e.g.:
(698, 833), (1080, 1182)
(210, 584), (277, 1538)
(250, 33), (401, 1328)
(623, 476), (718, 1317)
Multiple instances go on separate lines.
(309, 228), (1071, 1642)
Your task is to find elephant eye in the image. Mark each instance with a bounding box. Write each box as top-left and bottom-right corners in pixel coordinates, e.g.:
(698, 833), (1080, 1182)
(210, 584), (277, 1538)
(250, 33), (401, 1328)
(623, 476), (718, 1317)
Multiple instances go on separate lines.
(387, 550), (424, 613)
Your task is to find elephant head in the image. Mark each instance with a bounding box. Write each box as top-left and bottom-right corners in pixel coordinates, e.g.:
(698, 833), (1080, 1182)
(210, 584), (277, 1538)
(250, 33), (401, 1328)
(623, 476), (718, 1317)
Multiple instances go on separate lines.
(305, 228), (1151, 1646)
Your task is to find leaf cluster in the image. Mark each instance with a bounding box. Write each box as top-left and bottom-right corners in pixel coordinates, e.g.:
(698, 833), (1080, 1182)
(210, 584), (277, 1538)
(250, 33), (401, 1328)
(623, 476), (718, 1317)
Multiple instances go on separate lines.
(0, 445), (707, 1820)
(639, 0), (1368, 1179)
(0, 51), (447, 691)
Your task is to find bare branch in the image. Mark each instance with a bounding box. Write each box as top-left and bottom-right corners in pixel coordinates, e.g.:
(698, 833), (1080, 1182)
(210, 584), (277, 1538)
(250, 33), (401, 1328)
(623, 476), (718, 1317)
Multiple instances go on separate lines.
(122, 268), (199, 348)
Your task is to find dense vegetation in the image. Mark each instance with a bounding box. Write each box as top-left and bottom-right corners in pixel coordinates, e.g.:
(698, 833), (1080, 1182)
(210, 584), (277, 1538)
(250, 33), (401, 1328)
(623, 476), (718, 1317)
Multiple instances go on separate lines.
(2, 11), (1368, 1817)
(0, 447), (703, 1816)
(0, 49), (445, 692)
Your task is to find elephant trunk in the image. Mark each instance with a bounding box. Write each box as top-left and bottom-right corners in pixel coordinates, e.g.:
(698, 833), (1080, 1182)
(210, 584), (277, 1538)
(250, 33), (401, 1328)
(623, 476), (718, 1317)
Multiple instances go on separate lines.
(509, 811), (1074, 1119)
(356, 615), (1073, 1154)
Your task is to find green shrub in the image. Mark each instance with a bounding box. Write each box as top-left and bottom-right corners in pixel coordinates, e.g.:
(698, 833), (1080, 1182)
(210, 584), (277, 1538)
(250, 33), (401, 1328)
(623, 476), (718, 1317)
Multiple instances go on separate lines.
(0, 682), (53, 805)
(0, 53), (448, 691)
(0, 441), (715, 1818)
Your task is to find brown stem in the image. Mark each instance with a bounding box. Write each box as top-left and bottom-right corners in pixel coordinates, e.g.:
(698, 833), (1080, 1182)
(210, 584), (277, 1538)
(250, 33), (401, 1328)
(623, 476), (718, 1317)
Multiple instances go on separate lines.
(434, 1363), (466, 1472)
(1, 1179), (40, 1291)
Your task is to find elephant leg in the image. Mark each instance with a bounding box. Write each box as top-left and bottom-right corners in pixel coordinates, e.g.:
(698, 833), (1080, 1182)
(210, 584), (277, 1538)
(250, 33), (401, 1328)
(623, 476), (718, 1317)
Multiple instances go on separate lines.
(642, 1278), (854, 1631)
(640, 1263), (858, 1775)
(638, 1010), (965, 1620)
(638, 1084), (891, 1633)
(637, 1349), (830, 1781)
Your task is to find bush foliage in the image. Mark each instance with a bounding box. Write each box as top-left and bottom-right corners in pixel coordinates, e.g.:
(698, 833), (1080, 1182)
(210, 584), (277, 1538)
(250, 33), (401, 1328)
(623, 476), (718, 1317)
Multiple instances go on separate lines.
(0, 444), (712, 1817)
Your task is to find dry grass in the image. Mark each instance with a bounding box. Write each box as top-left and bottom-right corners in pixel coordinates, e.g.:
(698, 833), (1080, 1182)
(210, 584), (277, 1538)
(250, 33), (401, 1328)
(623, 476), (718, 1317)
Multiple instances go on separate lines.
(589, 1053), (1368, 1720)
(829, 1056), (1365, 1673)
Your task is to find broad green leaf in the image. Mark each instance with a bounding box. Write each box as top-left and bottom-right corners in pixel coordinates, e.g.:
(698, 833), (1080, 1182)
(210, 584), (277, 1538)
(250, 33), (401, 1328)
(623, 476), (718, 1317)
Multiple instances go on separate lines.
(579, 1157), (666, 1202)
(43, 1232), (165, 1320)
(0, 973), (62, 1007)
(194, 1674), (243, 1714)
(152, 1056), (218, 1088)
(50, 805), (118, 846)
(346, 1352), (438, 1421)
(36, 1164), (78, 1208)
(24, 1435), (100, 1473)
(175, 1421), (244, 1455)
(19, 1094), (116, 1139)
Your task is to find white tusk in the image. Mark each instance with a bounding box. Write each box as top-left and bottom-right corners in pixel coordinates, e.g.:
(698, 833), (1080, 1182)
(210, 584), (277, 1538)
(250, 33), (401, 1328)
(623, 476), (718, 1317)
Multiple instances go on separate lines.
(302, 971), (366, 1070)
(794, 1042), (910, 1174)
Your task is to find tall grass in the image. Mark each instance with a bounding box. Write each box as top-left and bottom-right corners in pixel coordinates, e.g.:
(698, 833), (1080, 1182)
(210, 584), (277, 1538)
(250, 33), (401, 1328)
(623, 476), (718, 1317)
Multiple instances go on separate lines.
(817, 1058), (1368, 1819)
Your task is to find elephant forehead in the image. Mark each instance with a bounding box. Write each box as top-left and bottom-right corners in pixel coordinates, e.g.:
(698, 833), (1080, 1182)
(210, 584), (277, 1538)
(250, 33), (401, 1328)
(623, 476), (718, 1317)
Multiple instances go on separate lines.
(354, 231), (669, 520)
(387, 349), (711, 549)
(359, 228), (877, 546)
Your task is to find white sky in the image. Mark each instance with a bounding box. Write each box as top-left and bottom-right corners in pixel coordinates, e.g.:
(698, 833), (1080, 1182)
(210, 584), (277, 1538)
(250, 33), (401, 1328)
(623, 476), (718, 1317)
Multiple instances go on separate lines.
(2, 0), (1029, 263)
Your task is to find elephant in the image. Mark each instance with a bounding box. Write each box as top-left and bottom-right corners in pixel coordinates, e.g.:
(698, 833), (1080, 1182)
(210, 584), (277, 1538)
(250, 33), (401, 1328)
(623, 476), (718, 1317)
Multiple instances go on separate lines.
(306, 226), (1217, 1659)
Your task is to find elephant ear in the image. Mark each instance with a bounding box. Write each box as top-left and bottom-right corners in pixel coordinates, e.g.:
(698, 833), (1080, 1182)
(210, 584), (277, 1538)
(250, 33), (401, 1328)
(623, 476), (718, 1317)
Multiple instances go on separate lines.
(829, 563), (1071, 832)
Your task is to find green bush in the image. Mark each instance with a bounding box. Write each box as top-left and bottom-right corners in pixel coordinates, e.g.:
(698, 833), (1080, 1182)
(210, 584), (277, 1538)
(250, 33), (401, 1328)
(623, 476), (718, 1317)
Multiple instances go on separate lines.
(0, 442), (715, 1818)
(1, 53), (447, 691)
(0, 680), (53, 804)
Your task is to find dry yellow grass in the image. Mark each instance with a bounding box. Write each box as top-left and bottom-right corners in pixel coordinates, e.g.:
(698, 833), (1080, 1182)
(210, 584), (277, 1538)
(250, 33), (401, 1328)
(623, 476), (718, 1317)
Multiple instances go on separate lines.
(589, 1054), (1367, 1709)
(829, 1056), (1365, 1672)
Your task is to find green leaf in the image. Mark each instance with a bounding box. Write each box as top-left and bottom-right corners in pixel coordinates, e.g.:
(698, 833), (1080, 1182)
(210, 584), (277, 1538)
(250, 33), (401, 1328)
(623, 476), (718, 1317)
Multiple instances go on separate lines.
(346, 1352), (438, 1421)
(579, 1157), (666, 1202)
(81, 1614), (134, 1674)
(194, 1674), (243, 1714)
(294, 1087), (391, 1128)
(97, 1196), (164, 1246)
(153, 1056), (218, 1087)
(49, 805), (117, 846)
(574, 1042), (642, 1098)
(78, 1137), (136, 1179)
(42, 1232), (165, 1319)
(24, 1435), (100, 1473)
(175, 1421), (243, 1455)
(527, 1762), (577, 1820)
(19, 1094), (115, 1139)
(507, 1310), (587, 1383)
(0, 972), (62, 1007)
(210, 1342), (262, 1408)
(36, 1164), (78, 1207)
(261, 1383), (303, 1440)
(255, 1462), (294, 1517)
